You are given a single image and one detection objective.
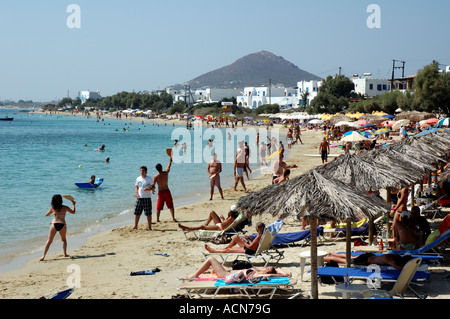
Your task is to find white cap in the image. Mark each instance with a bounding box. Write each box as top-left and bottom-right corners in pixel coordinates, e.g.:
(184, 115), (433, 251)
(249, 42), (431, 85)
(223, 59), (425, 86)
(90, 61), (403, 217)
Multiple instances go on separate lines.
(230, 205), (237, 212)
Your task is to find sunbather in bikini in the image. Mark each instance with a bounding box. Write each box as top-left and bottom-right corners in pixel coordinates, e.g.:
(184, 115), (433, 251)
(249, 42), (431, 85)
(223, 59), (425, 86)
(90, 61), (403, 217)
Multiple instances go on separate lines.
(204, 222), (265, 255)
(184, 256), (292, 280)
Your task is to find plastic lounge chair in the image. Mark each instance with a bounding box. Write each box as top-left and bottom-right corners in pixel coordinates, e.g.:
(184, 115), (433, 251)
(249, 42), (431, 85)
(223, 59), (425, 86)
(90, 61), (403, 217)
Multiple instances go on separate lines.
(370, 258), (427, 299)
(180, 213), (249, 241)
(177, 277), (296, 299)
(202, 229), (285, 266)
(324, 220), (369, 242)
(316, 262), (430, 287)
(388, 229), (450, 256)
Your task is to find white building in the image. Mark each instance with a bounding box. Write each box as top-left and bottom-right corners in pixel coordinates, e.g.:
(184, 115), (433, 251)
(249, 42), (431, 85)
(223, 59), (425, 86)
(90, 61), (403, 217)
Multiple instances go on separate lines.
(351, 73), (390, 97)
(79, 90), (102, 104)
(296, 80), (323, 106)
(237, 86), (297, 109)
(166, 87), (241, 104)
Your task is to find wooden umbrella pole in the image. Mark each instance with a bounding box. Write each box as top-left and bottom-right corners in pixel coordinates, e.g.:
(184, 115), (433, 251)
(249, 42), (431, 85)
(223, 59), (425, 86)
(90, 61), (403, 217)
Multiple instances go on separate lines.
(309, 216), (318, 299)
(346, 218), (352, 268)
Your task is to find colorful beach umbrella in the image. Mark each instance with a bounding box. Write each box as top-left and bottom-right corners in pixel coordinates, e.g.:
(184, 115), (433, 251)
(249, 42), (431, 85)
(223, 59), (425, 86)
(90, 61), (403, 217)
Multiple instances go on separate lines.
(425, 118), (439, 125)
(436, 118), (450, 127)
(342, 131), (368, 142)
(356, 119), (368, 126)
(375, 128), (389, 135)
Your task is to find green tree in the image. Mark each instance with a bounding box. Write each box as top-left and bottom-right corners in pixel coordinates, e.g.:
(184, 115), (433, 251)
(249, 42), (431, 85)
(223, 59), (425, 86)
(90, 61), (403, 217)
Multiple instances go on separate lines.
(413, 61), (450, 115)
(58, 97), (73, 107)
(309, 75), (354, 113)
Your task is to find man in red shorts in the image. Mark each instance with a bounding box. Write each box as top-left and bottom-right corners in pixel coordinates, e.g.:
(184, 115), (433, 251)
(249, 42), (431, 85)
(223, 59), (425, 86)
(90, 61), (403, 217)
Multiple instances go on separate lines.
(154, 155), (176, 223)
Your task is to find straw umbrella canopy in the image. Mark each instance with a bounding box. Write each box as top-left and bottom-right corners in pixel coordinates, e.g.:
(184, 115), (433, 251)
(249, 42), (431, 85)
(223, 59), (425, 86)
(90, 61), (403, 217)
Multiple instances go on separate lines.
(315, 153), (420, 192)
(440, 170), (450, 182)
(236, 169), (391, 299)
(396, 111), (435, 122)
(329, 114), (354, 125)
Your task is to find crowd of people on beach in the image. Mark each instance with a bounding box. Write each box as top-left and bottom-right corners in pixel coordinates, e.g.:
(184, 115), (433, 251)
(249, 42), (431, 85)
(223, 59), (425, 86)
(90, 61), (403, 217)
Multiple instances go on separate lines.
(39, 115), (450, 299)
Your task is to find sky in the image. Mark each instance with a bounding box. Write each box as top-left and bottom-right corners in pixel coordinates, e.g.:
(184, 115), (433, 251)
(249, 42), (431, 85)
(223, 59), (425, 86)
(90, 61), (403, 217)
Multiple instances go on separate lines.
(0, 0), (449, 102)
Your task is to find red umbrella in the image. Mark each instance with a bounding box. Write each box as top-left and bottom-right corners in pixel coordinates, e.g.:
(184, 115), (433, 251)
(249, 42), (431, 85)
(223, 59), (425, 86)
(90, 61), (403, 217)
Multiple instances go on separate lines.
(425, 118), (439, 124)
(356, 119), (368, 126)
(380, 120), (397, 126)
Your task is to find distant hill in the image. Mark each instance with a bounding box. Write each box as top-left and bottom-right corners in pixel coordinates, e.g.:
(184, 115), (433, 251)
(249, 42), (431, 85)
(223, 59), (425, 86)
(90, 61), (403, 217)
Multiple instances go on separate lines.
(185, 50), (321, 89)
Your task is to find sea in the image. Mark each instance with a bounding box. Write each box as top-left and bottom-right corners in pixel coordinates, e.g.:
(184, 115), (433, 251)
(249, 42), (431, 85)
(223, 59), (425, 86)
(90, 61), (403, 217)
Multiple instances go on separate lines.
(0, 108), (280, 271)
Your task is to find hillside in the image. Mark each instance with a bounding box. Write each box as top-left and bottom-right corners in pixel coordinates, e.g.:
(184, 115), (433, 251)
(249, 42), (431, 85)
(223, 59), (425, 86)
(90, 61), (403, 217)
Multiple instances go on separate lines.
(185, 50), (321, 89)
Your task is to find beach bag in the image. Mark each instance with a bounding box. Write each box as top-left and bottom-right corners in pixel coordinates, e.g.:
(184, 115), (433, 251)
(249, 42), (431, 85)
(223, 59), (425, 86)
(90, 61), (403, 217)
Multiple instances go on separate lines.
(210, 234), (230, 245)
(225, 271), (246, 284)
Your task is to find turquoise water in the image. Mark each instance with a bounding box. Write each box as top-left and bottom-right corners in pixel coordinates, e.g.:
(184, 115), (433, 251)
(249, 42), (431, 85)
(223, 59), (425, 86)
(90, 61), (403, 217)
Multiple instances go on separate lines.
(0, 108), (273, 270)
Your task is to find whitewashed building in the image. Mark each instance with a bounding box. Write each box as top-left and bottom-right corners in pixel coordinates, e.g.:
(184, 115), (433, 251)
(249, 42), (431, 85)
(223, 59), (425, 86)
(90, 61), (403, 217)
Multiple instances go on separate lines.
(296, 80), (323, 106)
(351, 73), (391, 97)
(237, 86), (297, 109)
(166, 87), (241, 104)
(79, 90), (102, 104)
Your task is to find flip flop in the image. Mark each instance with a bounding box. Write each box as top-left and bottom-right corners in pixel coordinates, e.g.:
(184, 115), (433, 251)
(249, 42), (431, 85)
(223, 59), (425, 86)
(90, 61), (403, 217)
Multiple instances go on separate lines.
(155, 253), (169, 257)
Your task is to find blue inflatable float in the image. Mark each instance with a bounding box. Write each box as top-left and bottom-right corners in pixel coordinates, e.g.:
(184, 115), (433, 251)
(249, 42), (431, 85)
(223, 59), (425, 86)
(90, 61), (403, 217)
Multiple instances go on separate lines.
(75, 178), (104, 189)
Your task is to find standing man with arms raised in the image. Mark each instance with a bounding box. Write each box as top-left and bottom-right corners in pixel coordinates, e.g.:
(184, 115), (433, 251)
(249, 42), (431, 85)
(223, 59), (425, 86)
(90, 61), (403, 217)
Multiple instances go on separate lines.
(133, 166), (155, 230)
(207, 153), (224, 200)
(154, 155), (177, 222)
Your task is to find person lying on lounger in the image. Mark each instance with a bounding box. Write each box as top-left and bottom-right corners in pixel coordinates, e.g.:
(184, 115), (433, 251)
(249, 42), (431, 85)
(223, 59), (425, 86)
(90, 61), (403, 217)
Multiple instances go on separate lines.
(324, 252), (413, 270)
(183, 256), (292, 280)
(178, 205), (239, 231)
(204, 222), (265, 255)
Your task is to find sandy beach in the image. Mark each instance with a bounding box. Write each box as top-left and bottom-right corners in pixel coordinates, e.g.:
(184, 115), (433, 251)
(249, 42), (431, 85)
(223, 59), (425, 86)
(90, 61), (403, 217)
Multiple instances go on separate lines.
(1, 116), (449, 300)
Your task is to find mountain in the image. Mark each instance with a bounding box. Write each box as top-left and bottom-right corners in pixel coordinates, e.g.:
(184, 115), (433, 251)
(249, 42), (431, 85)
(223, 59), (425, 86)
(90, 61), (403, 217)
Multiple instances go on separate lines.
(185, 50), (322, 89)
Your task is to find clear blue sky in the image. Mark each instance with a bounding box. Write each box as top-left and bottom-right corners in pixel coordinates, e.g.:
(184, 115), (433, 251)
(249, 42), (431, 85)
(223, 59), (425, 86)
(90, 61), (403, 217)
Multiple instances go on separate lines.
(1, 0), (449, 102)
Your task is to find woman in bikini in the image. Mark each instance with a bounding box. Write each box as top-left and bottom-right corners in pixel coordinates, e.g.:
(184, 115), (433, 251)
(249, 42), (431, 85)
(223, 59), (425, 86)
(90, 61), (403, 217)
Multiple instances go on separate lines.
(184, 256), (292, 280)
(204, 222), (265, 255)
(40, 194), (76, 261)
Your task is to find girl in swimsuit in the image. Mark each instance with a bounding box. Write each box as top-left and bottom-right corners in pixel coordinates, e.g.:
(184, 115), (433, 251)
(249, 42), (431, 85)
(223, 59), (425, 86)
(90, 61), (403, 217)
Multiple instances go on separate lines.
(204, 222), (266, 255)
(40, 194), (76, 261)
(183, 256), (292, 280)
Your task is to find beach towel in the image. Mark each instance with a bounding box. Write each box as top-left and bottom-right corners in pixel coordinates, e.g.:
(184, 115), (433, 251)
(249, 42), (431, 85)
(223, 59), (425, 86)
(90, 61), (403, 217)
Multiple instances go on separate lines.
(214, 277), (291, 287)
(266, 219), (284, 235)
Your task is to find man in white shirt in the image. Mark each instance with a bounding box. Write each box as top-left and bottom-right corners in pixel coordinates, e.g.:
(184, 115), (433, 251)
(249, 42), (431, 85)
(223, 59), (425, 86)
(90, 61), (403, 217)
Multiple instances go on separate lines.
(133, 166), (155, 230)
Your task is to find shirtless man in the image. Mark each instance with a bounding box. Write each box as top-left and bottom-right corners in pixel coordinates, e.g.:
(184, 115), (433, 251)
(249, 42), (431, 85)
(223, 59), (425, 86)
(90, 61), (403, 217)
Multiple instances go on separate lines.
(319, 137), (330, 164)
(153, 156), (176, 222)
(178, 206), (239, 231)
(234, 142), (248, 192)
(286, 128), (293, 149)
(393, 211), (418, 250)
(294, 125), (303, 144)
(272, 153), (295, 184)
(207, 153), (224, 200)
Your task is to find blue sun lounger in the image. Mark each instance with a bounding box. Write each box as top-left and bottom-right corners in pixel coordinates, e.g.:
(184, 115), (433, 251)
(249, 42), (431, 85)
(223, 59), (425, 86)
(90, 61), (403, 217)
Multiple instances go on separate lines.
(317, 265), (430, 284)
(177, 277), (296, 299)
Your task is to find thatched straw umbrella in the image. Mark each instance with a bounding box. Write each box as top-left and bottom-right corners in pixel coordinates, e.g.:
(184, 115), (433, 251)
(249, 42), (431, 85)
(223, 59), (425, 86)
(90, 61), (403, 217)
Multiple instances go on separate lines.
(440, 170), (450, 182)
(236, 169), (391, 299)
(329, 114), (354, 125)
(357, 114), (387, 126)
(396, 111), (435, 122)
